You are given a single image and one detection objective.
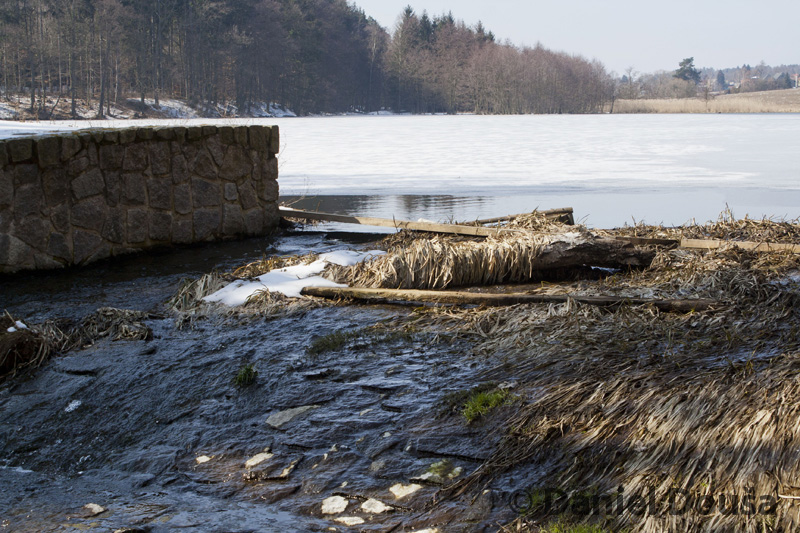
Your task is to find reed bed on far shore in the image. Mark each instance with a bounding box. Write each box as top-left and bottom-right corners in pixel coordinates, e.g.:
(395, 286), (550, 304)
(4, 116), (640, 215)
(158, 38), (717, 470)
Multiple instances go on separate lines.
(611, 88), (800, 113)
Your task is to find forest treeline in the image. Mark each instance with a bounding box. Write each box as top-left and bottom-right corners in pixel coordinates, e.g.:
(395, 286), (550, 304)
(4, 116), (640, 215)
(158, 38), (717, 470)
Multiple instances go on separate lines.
(0, 0), (612, 117)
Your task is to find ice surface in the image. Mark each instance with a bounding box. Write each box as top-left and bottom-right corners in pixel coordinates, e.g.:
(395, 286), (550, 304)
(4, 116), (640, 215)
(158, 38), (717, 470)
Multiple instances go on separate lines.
(203, 250), (385, 306)
(2, 114), (797, 226)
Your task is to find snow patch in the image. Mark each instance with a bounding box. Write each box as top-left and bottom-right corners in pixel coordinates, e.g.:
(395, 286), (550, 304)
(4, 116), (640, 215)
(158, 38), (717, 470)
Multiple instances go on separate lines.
(65, 400), (82, 413)
(203, 250), (385, 305)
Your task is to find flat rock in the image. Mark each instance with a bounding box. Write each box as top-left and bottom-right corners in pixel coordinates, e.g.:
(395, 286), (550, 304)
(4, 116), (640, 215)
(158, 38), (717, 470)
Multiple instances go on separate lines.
(265, 405), (318, 428)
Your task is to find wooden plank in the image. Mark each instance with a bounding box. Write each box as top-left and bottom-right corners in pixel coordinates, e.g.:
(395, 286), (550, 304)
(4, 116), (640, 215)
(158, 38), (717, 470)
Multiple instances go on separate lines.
(279, 206), (510, 237)
(464, 207), (575, 226)
(300, 286), (717, 313)
(680, 238), (800, 253)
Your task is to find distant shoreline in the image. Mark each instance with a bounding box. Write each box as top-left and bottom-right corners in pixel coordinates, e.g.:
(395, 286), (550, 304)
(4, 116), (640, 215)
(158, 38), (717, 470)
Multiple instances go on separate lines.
(611, 87), (800, 113)
(2, 88), (799, 122)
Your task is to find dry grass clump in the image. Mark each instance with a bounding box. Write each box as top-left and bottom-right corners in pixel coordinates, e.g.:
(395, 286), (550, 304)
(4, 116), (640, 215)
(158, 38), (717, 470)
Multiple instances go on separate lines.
(231, 254), (318, 279)
(0, 312), (51, 380)
(167, 271), (231, 314)
(325, 233), (573, 290)
(606, 211), (800, 245)
(395, 224), (800, 531)
(1, 307), (154, 381)
(241, 288), (323, 316)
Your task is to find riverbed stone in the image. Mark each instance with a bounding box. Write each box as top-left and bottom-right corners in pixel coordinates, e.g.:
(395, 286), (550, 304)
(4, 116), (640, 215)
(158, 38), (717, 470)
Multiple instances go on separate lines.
(72, 168), (105, 200)
(265, 405), (318, 429)
(192, 178), (220, 207)
(193, 209), (221, 241)
(36, 136), (61, 168)
(7, 139), (33, 162)
(149, 211), (172, 242)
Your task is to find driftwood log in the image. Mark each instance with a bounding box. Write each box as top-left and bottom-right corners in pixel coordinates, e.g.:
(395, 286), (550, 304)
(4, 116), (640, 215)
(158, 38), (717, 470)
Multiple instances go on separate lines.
(300, 287), (717, 313)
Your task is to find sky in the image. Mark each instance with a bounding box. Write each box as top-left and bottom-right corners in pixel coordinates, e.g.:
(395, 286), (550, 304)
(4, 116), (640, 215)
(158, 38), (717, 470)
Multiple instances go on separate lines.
(353, 0), (799, 75)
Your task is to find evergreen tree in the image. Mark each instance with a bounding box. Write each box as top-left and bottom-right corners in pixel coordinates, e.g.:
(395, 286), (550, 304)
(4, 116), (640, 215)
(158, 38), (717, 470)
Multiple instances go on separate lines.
(674, 57), (701, 84)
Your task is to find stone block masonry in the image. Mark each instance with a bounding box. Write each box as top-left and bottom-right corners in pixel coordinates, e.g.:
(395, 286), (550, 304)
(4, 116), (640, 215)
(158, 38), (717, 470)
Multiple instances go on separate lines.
(0, 125), (279, 274)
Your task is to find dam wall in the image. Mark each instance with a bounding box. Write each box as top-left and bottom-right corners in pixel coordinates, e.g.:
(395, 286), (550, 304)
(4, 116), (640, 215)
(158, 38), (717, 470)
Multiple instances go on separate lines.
(0, 124), (279, 274)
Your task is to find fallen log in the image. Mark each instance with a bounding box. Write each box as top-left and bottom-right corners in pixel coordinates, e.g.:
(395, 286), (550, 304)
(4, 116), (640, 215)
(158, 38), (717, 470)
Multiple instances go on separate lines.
(278, 206), (509, 237)
(300, 286), (717, 313)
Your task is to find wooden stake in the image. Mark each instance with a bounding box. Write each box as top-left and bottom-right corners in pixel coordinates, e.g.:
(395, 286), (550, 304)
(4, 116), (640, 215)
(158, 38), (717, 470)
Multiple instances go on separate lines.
(300, 286), (717, 313)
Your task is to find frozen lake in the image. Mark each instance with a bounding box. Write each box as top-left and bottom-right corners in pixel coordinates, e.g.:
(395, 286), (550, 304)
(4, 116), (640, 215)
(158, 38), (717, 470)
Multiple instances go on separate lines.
(3, 113), (799, 227)
(273, 113), (800, 228)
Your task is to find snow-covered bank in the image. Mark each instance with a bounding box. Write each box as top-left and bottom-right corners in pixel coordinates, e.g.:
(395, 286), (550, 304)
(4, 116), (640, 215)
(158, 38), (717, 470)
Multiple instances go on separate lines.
(203, 250), (385, 305)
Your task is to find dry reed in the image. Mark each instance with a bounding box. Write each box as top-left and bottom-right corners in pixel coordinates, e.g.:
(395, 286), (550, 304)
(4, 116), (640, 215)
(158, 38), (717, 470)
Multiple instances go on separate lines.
(377, 215), (800, 532)
(612, 88), (800, 114)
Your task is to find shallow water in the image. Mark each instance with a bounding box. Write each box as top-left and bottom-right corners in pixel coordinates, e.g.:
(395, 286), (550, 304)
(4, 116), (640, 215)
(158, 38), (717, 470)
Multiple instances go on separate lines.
(0, 233), (512, 532)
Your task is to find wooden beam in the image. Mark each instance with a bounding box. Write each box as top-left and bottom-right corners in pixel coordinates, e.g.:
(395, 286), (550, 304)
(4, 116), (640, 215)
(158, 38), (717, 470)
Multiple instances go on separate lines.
(300, 286), (717, 313)
(279, 206), (511, 237)
(680, 238), (800, 254)
(463, 207), (575, 226)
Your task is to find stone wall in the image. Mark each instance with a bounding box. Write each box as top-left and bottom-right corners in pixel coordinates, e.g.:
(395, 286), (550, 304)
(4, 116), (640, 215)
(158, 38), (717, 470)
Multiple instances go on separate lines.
(0, 125), (279, 274)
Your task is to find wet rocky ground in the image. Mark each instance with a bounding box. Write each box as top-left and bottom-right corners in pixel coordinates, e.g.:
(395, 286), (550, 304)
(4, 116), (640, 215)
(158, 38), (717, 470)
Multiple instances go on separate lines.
(1, 232), (519, 532)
